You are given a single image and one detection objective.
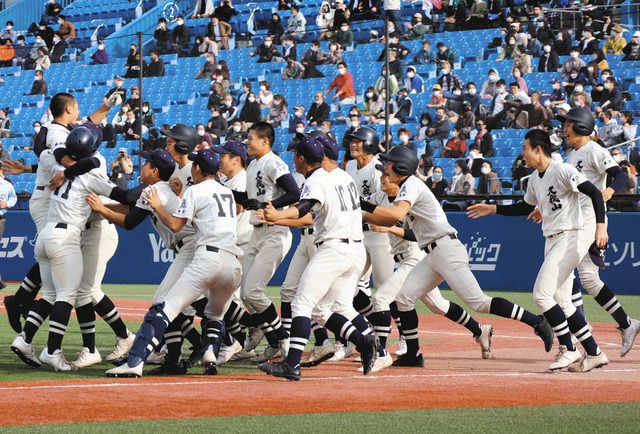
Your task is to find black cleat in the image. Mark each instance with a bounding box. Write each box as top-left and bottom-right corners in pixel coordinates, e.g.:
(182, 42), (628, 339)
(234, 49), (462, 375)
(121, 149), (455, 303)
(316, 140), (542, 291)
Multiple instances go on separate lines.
(184, 345), (205, 368)
(203, 361), (218, 376)
(258, 361), (301, 381)
(358, 334), (380, 375)
(0, 282), (7, 290)
(534, 316), (554, 353)
(4, 295), (24, 333)
(148, 361), (188, 375)
(392, 353), (425, 368)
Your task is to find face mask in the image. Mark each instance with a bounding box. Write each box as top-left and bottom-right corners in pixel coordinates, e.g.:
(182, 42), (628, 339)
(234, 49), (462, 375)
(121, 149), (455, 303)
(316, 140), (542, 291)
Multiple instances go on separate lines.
(122, 108), (129, 113)
(587, 66), (594, 73)
(400, 135), (409, 143)
(468, 88), (476, 95)
(543, 45), (551, 53)
(98, 44), (105, 50)
(338, 68), (346, 75)
(6, 25), (12, 30)
(453, 90), (462, 96)
(296, 127), (305, 134)
(197, 130), (205, 136)
(217, 65), (223, 70)
(570, 73), (578, 79)
(489, 75), (497, 82)
(436, 114), (444, 121)
(613, 154), (625, 163)
(544, 100), (551, 107)
(341, 26), (348, 32)
(58, 20), (62, 25)
(433, 91), (441, 96)
(248, 97), (256, 102)
(34, 126), (41, 134)
(421, 120), (429, 126)
(570, 52), (579, 59)
(442, 69), (451, 75)
(142, 107), (149, 113)
(476, 125), (483, 131)
(233, 125), (241, 132)
(508, 40), (515, 46)
(574, 85), (583, 92)
(498, 87), (506, 94)
(35, 75), (42, 81)
(454, 167), (462, 175)
(481, 166), (491, 175)
(433, 172), (443, 181)
(53, 37), (60, 43)
(177, 20), (184, 25)
(407, 72), (415, 78)
(265, 41), (272, 47)
(260, 85), (266, 91)
(330, 45), (336, 52)
(602, 74), (610, 80)
(604, 83), (612, 90)
(225, 101), (232, 107)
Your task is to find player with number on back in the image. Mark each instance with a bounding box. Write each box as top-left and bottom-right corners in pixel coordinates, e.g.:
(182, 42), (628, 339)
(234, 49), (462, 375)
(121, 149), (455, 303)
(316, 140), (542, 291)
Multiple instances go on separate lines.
(361, 146), (555, 368)
(468, 129), (610, 372)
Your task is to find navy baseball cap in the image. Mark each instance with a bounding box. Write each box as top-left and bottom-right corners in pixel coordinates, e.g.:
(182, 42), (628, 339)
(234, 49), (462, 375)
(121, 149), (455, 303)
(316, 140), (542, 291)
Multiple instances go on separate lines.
(212, 140), (247, 163)
(287, 133), (324, 164)
(188, 148), (220, 175)
(314, 134), (340, 160)
(139, 149), (176, 181)
(589, 242), (607, 270)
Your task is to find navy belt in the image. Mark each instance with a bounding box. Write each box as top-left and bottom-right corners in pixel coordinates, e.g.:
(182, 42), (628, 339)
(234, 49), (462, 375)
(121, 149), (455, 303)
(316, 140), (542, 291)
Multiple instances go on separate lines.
(362, 223), (370, 232)
(315, 239), (362, 248)
(206, 245), (219, 252)
(423, 234), (457, 254)
(55, 223), (68, 229)
(301, 227), (314, 236)
(36, 186), (46, 191)
(548, 231), (564, 238)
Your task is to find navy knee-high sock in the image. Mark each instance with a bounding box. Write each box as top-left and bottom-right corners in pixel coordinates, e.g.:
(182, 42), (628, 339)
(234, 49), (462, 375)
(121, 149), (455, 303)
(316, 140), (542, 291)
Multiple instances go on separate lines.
(445, 302), (482, 337)
(191, 297), (208, 318)
(76, 303), (97, 352)
(93, 295), (129, 339)
(280, 302), (292, 334)
(180, 314), (201, 349)
(397, 309), (421, 357)
(47, 301), (73, 352)
(13, 262), (41, 306)
(490, 297), (541, 328)
(325, 313), (367, 351)
(350, 313), (372, 335)
(353, 290), (374, 317)
(566, 311), (600, 356)
(257, 303), (288, 347)
(390, 301), (402, 337)
(203, 318), (224, 357)
(594, 284), (631, 329)
(311, 321), (329, 346)
(369, 311), (391, 353)
(542, 304), (574, 351)
(23, 298), (52, 344)
(164, 317), (184, 364)
(286, 316), (311, 368)
(224, 300), (247, 346)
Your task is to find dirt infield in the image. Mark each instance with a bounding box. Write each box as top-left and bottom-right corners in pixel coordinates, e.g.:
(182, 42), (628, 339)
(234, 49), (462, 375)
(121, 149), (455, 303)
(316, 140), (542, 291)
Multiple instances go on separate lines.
(2, 301), (640, 426)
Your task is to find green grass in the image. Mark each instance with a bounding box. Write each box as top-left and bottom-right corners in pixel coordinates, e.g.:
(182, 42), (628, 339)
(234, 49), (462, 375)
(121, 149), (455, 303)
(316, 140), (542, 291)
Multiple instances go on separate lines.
(4, 403), (640, 433)
(1, 284), (639, 382)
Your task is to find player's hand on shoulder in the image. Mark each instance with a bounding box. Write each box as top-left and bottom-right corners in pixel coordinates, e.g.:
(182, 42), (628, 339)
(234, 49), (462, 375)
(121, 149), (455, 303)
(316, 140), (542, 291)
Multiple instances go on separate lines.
(466, 203), (495, 219)
(527, 208), (542, 224)
(86, 192), (104, 212)
(49, 171), (66, 190)
(143, 186), (162, 210)
(169, 177), (183, 197)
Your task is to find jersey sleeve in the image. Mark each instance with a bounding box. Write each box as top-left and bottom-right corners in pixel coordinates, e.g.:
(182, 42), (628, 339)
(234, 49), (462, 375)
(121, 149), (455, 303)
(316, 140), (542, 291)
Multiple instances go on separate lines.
(559, 163), (589, 193)
(135, 185), (161, 212)
(367, 191), (386, 206)
(173, 187), (196, 221)
(86, 172), (117, 197)
(395, 177), (421, 206)
(271, 157), (290, 180)
(299, 177), (325, 206)
(592, 146), (617, 174)
(523, 181), (537, 205)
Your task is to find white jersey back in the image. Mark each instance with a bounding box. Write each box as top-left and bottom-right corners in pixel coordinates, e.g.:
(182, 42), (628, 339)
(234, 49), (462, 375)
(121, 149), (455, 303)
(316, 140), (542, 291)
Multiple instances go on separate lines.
(86, 152), (110, 224)
(368, 190), (415, 256)
(395, 175), (457, 248)
(173, 178), (240, 255)
(301, 167), (363, 243)
(524, 161), (588, 237)
(47, 122), (72, 151)
(246, 151), (290, 204)
(346, 156), (382, 198)
(137, 181), (194, 247)
(221, 169), (253, 245)
(173, 161), (195, 191)
(33, 149), (58, 195)
(566, 141), (616, 219)
(48, 168), (116, 227)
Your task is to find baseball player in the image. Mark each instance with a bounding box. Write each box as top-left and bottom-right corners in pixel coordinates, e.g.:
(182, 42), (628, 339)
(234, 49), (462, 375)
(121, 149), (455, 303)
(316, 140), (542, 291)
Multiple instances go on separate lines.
(12, 127), (118, 371)
(106, 149), (243, 377)
(468, 129), (610, 372)
(361, 146), (555, 368)
(558, 108), (639, 357)
(0, 168), (16, 287)
(258, 133), (379, 381)
(230, 122), (301, 363)
(366, 168), (493, 371)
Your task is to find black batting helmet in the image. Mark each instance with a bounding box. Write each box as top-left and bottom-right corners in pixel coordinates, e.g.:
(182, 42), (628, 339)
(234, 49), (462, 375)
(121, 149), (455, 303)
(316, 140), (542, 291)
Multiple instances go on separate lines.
(378, 146), (418, 176)
(556, 107), (595, 136)
(345, 126), (379, 154)
(65, 127), (95, 161)
(161, 123), (197, 154)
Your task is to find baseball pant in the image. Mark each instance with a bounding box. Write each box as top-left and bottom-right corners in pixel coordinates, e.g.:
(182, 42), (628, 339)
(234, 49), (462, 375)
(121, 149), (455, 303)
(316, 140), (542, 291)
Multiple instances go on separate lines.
(330, 242), (368, 321)
(0, 217), (4, 280)
(29, 193), (49, 234)
(162, 247), (242, 323)
(36, 223), (83, 305)
(396, 236), (493, 314)
(280, 234), (316, 304)
(152, 236), (197, 316)
(232, 241), (250, 304)
(532, 230), (590, 316)
(361, 231), (394, 291)
(241, 225), (292, 313)
(75, 220), (119, 307)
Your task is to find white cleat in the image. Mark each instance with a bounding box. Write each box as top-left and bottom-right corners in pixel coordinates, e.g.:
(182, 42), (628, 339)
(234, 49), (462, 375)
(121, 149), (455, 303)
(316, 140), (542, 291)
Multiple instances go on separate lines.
(71, 347), (102, 369)
(230, 348), (256, 361)
(250, 345), (281, 364)
(620, 318), (640, 357)
(202, 345), (219, 375)
(357, 352), (393, 373)
(217, 340), (243, 365)
(105, 362), (143, 377)
(301, 340), (335, 367)
(39, 348), (72, 371)
(475, 324), (493, 359)
(547, 346), (582, 371)
(394, 336), (407, 356)
(146, 351), (167, 365)
(567, 352), (609, 372)
(106, 332), (135, 362)
(11, 333), (41, 368)
(328, 342), (353, 362)
(245, 327), (264, 351)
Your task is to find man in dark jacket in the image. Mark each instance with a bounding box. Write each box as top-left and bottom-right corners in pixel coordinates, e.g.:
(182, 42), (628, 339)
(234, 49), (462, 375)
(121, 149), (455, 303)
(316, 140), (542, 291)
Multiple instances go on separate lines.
(251, 36), (279, 63)
(36, 21), (55, 49)
(206, 107), (228, 144)
(104, 76), (127, 105)
(307, 92), (330, 125)
(145, 50), (165, 77)
(50, 34), (65, 63)
(595, 77), (624, 114)
(154, 18), (172, 54)
(171, 16), (189, 51)
(213, 0), (238, 23)
(25, 70), (48, 95)
(301, 40), (325, 78)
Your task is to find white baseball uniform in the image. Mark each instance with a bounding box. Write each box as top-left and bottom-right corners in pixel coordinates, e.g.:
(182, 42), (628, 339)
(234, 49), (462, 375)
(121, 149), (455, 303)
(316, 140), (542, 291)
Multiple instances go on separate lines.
(523, 160), (590, 314)
(567, 141), (617, 296)
(291, 167), (364, 324)
(393, 176), (493, 314)
(241, 151), (293, 313)
(221, 169), (253, 255)
(346, 157), (394, 292)
(173, 161), (195, 191)
(161, 178), (242, 323)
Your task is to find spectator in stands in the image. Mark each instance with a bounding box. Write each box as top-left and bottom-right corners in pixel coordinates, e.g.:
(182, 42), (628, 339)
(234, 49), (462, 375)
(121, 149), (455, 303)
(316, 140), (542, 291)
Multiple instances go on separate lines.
(424, 107), (450, 151)
(267, 13), (284, 42)
(562, 48), (585, 78)
(0, 21), (16, 43)
(154, 18), (172, 54)
(110, 148), (134, 175)
(221, 94), (238, 121)
(571, 91), (591, 110)
(57, 15), (75, 44)
(426, 84), (445, 109)
(89, 40), (109, 65)
(34, 47), (50, 71)
(172, 16), (190, 53)
(196, 52), (217, 79)
(453, 100), (475, 136)
(598, 110), (623, 147)
(609, 160), (637, 211)
(442, 127), (467, 158)
(426, 166), (447, 195)
(511, 66), (528, 94)
(480, 68), (500, 99)
(576, 27), (598, 55)
(374, 65), (399, 95)
(524, 32), (543, 58)
(413, 113), (432, 142)
(212, 61), (230, 95)
(40, 108), (53, 125)
(207, 82), (223, 109)
(200, 36), (220, 57)
(28, 36), (47, 68)
(289, 106), (308, 133)
(466, 143), (484, 176)
(404, 66), (423, 94)
(435, 42), (456, 73)
(389, 88), (412, 124)
(512, 46), (532, 74)
(379, 35), (410, 60)
(12, 36), (29, 67)
(140, 102), (155, 130)
(104, 76), (127, 105)
(301, 40), (326, 78)
(279, 36), (297, 61)
(331, 22), (354, 49)
(538, 42), (559, 72)
(26, 70), (47, 95)
(0, 39), (14, 67)
(44, 0), (63, 21)
(413, 40), (435, 65)
(623, 31), (640, 61)
(239, 92), (261, 128)
(604, 25), (627, 55)
(49, 34), (65, 63)
(192, 0), (214, 18)
(214, 0), (238, 23)
(498, 36), (519, 61)
(473, 119), (494, 157)
(503, 82), (531, 127)
(350, 0), (379, 21)
(511, 154), (532, 191)
(324, 42), (343, 64)
(145, 50), (165, 77)
(125, 86), (142, 114)
(282, 5), (306, 43)
(36, 21), (54, 49)
(437, 61), (463, 93)
(206, 106), (228, 143)
(386, 49), (403, 82)
(584, 61), (601, 87)
(258, 80), (274, 108)
(226, 120), (247, 142)
(112, 104), (130, 135)
(207, 16), (232, 50)
(554, 29), (572, 56)
(325, 61), (356, 107)
(383, 0), (402, 30)
(126, 44), (139, 66)
(620, 111), (637, 142)
(477, 160), (501, 195)
(448, 159), (475, 197)
(316, 2), (335, 34)
(195, 124), (214, 149)
(592, 48), (609, 71)
(307, 92), (330, 126)
(402, 12), (428, 40)
(595, 77), (623, 114)
(331, 0), (351, 32)
(264, 94), (288, 127)
(251, 36), (279, 63)
(236, 82), (251, 110)
(444, 86), (463, 118)
(282, 57), (305, 80)
(485, 79), (511, 130)
(545, 79), (566, 107)
(396, 127), (417, 153)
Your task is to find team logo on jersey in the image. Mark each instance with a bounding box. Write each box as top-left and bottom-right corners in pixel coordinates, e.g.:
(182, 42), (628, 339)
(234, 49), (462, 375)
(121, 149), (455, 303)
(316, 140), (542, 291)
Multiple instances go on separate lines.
(575, 160), (584, 172)
(186, 176), (194, 187)
(362, 180), (372, 196)
(256, 171), (266, 195)
(547, 186), (562, 211)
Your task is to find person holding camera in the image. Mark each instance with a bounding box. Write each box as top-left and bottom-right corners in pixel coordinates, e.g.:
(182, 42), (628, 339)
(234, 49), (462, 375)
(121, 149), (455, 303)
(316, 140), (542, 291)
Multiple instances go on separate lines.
(110, 148), (134, 176)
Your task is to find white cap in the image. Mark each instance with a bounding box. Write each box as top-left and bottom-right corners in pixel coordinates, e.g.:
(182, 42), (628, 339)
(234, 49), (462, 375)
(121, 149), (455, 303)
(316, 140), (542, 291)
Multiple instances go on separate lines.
(557, 103), (571, 112)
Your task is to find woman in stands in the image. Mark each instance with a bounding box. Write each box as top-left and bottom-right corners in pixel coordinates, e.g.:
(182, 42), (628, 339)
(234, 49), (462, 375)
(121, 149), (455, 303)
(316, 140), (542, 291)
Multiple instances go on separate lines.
(239, 92), (261, 130)
(553, 29), (572, 56)
(511, 66), (528, 95)
(264, 94), (288, 128)
(258, 80), (274, 108)
(268, 13), (284, 43)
